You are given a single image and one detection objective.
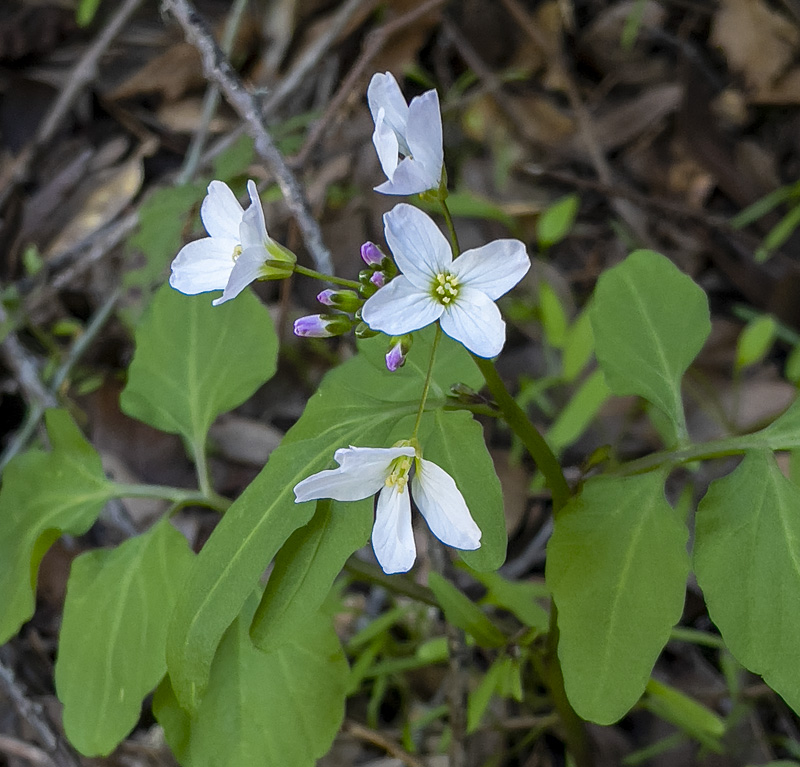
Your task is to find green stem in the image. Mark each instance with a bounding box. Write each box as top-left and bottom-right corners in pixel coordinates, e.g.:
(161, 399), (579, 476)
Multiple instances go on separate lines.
(472, 355), (570, 512)
(293, 264), (362, 290)
(110, 483), (231, 513)
(191, 439), (213, 499)
(439, 199), (460, 255)
(412, 325), (443, 438)
(344, 557), (437, 606)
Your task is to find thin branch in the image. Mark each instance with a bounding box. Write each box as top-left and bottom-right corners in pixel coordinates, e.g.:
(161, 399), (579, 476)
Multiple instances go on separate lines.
(161, 0), (334, 274)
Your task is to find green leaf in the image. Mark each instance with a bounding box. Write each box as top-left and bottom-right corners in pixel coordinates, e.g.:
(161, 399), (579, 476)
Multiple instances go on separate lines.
(156, 601), (348, 767)
(250, 498), (373, 651)
(428, 572), (506, 648)
(642, 678), (725, 750)
(547, 369), (611, 454)
(0, 410), (114, 643)
(166, 328), (475, 711)
(546, 472), (689, 723)
(539, 282), (568, 348)
(694, 451), (800, 715)
(121, 284), (278, 450)
(55, 520), (194, 756)
(590, 249), (710, 444)
(76, 0), (102, 26)
(467, 655), (507, 733)
(754, 398), (800, 449)
(756, 203), (800, 263)
(538, 194), (579, 249)
(470, 569), (550, 632)
(421, 409), (506, 571)
(562, 307), (594, 382)
(736, 314), (777, 370)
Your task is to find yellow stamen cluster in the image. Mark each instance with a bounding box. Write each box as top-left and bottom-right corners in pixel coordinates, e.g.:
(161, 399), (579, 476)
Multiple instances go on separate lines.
(231, 245), (243, 261)
(385, 455), (413, 494)
(432, 272), (459, 305)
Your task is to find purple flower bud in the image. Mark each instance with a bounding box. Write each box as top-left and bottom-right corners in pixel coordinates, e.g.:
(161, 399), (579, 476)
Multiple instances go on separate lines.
(385, 334), (413, 372)
(360, 241), (384, 266)
(370, 271), (386, 289)
(294, 313), (353, 338)
(316, 289), (336, 306)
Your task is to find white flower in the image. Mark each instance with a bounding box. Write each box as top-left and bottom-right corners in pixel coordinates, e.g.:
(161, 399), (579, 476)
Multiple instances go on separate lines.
(169, 180), (294, 305)
(367, 72), (444, 196)
(361, 204), (531, 358)
(293, 445), (481, 574)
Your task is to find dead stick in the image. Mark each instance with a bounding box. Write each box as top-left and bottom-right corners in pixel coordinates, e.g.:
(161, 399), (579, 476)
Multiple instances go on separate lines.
(161, 0), (334, 275)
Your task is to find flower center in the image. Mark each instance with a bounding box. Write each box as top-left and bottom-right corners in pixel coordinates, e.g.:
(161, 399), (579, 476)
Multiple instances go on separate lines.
(385, 455), (413, 494)
(431, 272), (459, 305)
(231, 244), (242, 262)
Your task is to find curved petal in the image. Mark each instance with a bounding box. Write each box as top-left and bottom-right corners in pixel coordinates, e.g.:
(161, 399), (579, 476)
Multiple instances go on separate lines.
(293, 467), (383, 503)
(333, 445), (414, 475)
(372, 484), (416, 574)
(406, 89), (443, 186)
(451, 239), (530, 300)
(361, 276), (443, 335)
(211, 247), (266, 305)
(372, 108), (400, 180)
(412, 459), (481, 551)
(383, 204), (451, 288)
(374, 156), (439, 196)
(367, 72), (409, 153)
(239, 180), (269, 249)
(200, 181), (243, 239)
(169, 237), (237, 294)
(439, 287), (506, 358)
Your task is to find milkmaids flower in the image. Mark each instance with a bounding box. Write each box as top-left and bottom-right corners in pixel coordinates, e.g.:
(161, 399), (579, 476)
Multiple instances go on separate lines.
(169, 180), (295, 305)
(294, 444), (481, 574)
(361, 204), (531, 357)
(368, 72), (444, 196)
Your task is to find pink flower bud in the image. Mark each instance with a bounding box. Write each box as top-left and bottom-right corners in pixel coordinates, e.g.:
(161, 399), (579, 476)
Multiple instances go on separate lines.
(370, 271), (386, 289)
(385, 334), (413, 371)
(360, 241), (384, 266)
(293, 313), (353, 338)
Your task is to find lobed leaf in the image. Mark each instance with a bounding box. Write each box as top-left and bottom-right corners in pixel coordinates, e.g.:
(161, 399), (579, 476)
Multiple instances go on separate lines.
(546, 472), (689, 724)
(590, 250), (710, 444)
(56, 520), (194, 755)
(0, 410), (114, 643)
(694, 451), (800, 715)
(120, 284), (278, 450)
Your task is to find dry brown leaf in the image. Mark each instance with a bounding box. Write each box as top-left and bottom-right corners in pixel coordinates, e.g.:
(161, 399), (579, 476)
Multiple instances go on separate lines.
(156, 97), (235, 134)
(711, 0), (800, 102)
(44, 154), (143, 259)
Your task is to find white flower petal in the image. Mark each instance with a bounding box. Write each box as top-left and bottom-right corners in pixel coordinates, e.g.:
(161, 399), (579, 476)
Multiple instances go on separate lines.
(405, 89), (443, 187)
(169, 237), (238, 294)
(362, 275), (443, 335)
(211, 247), (266, 305)
(239, 180), (269, 250)
(372, 108), (400, 180)
(451, 240), (530, 300)
(412, 459), (481, 551)
(367, 72), (410, 153)
(440, 287), (506, 357)
(373, 484), (416, 574)
(333, 445), (414, 474)
(383, 204), (452, 288)
(200, 181), (243, 239)
(374, 156), (439, 196)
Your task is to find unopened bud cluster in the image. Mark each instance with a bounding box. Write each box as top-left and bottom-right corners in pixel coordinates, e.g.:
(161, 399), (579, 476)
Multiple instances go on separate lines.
(358, 242), (396, 298)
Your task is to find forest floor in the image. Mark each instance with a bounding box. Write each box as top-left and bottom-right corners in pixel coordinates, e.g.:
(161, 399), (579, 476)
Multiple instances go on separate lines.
(1, 0), (800, 765)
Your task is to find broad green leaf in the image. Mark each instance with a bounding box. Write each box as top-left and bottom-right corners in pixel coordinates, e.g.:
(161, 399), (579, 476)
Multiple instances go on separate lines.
(754, 398), (800, 449)
(538, 194), (579, 249)
(56, 520), (194, 755)
(0, 410), (114, 643)
(470, 569), (550, 632)
(156, 601), (347, 767)
(590, 250), (710, 443)
(695, 451), (800, 714)
(166, 328), (476, 710)
(121, 284), (277, 451)
(547, 369), (611, 454)
(250, 498), (373, 651)
(736, 314), (777, 370)
(428, 572), (506, 648)
(421, 409), (506, 571)
(547, 472), (689, 723)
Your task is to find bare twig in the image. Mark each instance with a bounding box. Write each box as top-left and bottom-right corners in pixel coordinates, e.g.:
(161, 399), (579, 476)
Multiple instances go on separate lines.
(343, 720), (426, 767)
(294, 0), (448, 168)
(161, 0), (334, 274)
(0, 0), (145, 210)
(0, 654), (80, 767)
(0, 735), (54, 767)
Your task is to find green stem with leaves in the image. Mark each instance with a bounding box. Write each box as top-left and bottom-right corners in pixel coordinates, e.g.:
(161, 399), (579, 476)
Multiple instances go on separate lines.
(293, 264), (362, 290)
(110, 482), (230, 513)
